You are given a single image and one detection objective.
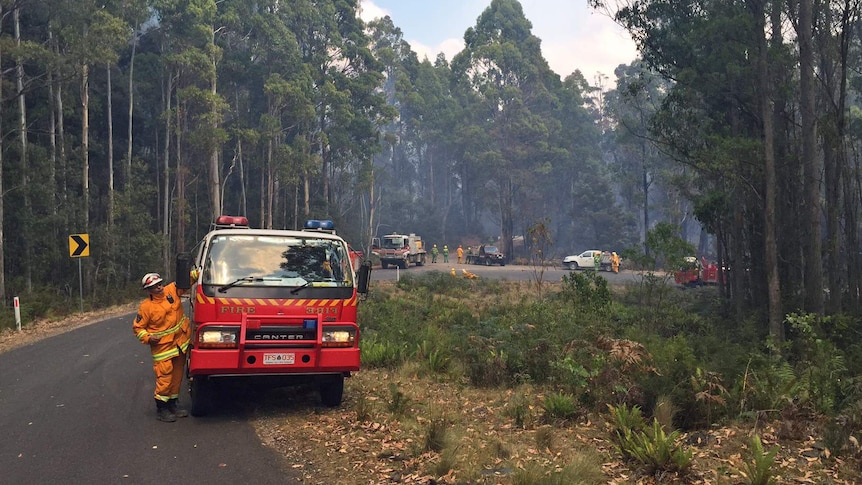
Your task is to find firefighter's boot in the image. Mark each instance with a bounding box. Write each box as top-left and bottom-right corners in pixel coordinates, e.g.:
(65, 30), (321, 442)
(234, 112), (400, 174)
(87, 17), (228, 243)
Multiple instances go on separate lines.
(168, 398), (189, 418)
(156, 399), (177, 422)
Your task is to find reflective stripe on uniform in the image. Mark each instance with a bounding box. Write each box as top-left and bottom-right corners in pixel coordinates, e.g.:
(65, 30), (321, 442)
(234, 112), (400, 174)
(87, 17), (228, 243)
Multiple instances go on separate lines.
(149, 316), (188, 338)
(152, 346), (181, 362)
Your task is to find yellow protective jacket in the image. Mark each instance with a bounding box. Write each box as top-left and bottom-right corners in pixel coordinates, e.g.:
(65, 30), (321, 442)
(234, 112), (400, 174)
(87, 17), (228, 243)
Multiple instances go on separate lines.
(133, 282), (191, 362)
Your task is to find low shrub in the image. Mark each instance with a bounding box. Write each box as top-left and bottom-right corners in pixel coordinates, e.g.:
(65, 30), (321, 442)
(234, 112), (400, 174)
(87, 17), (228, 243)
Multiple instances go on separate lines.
(608, 404), (693, 476)
(542, 392), (580, 422)
(736, 434), (780, 485)
(361, 337), (408, 368)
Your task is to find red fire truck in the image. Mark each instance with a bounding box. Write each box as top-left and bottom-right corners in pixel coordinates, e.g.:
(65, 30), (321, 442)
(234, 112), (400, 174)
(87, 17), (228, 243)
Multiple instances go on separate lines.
(176, 216), (371, 416)
(674, 256), (724, 287)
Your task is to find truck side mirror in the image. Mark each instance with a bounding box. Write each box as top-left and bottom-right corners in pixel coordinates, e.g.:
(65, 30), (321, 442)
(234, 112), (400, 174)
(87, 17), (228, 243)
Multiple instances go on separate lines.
(176, 252), (192, 290)
(356, 261), (372, 296)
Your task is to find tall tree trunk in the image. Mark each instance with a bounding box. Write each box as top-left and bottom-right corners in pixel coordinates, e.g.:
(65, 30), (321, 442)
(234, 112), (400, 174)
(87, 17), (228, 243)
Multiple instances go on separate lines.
(842, 158), (860, 311)
(800, 0), (823, 314)
(209, 29), (221, 219)
(54, 35), (67, 206)
(835, 0), (860, 311)
(821, 0), (854, 312)
(259, 163), (265, 228)
(0, 4), (5, 301)
(127, 26), (137, 187)
(818, 5), (841, 314)
(320, 111), (328, 210)
(367, 163), (376, 252)
(107, 63), (115, 227)
(82, 62), (90, 234)
(16, 7), (32, 292)
(237, 137), (247, 217)
(266, 136), (274, 229)
(755, 0), (783, 341)
(176, 94), (185, 254)
(732, 188), (746, 319)
(48, 32), (57, 233)
(639, 110), (651, 256)
(500, 177), (515, 261)
(162, 71), (173, 269)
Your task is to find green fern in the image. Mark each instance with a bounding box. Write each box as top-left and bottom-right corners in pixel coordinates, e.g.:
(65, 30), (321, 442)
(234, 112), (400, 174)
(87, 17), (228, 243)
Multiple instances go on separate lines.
(607, 403), (647, 439)
(542, 392), (579, 421)
(614, 418), (693, 475)
(737, 434), (779, 485)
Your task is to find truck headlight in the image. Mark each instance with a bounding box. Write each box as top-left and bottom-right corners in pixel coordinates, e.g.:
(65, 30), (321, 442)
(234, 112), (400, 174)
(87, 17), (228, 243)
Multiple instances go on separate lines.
(198, 327), (239, 349)
(322, 327), (356, 348)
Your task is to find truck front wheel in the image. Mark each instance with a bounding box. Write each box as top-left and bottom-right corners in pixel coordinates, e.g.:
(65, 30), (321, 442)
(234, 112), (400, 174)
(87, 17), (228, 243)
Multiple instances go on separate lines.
(319, 375), (344, 407)
(189, 376), (213, 417)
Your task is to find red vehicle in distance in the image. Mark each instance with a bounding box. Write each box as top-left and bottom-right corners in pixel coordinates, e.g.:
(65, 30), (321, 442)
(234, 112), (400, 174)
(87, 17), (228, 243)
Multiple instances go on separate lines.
(674, 256), (725, 287)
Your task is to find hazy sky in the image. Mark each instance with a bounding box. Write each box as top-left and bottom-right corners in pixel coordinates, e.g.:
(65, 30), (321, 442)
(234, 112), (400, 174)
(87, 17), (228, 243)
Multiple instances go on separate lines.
(359, 0), (639, 86)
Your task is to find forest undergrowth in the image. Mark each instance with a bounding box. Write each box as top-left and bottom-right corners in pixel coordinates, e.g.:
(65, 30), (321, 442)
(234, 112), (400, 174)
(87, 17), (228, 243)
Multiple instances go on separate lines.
(252, 272), (862, 484)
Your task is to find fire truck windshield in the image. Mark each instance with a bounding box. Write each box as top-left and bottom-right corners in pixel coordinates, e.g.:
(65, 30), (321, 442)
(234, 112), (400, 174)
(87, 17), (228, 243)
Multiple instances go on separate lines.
(200, 234), (353, 287)
(382, 237), (404, 249)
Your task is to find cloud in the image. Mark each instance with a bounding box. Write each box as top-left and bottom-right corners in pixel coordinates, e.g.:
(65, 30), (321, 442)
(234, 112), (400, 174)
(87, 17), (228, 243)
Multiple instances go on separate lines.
(358, 1), (389, 22)
(358, 0), (638, 81)
(410, 37), (464, 64)
(542, 29), (638, 82)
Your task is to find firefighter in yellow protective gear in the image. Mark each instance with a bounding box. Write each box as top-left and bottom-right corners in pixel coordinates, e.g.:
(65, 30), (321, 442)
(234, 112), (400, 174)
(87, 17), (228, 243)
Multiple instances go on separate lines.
(133, 272), (193, 422)
(611, 252), (620, 273)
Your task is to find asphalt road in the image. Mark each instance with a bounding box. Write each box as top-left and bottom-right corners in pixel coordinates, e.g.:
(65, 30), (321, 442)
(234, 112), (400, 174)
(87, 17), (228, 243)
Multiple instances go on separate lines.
(370, 260), (643, 285)
(0, 312), (298, 485)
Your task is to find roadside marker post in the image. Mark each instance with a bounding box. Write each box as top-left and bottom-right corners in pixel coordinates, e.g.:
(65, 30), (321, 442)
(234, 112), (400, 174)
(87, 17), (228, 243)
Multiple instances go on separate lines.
(14, 296), (21, 331)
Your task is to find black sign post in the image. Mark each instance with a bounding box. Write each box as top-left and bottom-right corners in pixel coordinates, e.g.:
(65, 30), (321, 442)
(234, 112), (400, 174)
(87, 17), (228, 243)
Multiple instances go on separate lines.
(69, 234), (90, 312)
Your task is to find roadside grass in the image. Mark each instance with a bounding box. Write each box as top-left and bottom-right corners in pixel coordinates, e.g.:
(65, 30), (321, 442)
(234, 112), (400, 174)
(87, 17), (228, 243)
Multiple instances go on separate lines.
(250, 272), (862, 484)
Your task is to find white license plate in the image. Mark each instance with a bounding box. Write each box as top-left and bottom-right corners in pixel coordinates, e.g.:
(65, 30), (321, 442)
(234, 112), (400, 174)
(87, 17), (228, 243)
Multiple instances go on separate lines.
(263, 353), (295, 365)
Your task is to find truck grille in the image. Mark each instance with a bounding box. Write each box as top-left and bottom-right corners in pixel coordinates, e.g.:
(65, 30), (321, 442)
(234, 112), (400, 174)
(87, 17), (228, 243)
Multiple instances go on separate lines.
(246, 329), (315, 341)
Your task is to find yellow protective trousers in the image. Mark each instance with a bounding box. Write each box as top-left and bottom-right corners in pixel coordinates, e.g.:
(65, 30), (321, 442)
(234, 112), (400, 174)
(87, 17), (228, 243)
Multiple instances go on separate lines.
(153, 349), (185, 402)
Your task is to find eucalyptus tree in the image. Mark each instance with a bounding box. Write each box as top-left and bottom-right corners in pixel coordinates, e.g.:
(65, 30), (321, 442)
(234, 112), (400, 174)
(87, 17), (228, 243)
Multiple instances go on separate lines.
(367, 15), (413, 173)
(598, 0), (862, 324)
(554, 70), (636, 252)
(367, 16), (460, 241)
(450, 0), (559, 259)
(797, 0), (822, 315)
(107, 0), (149, 193)
(54, 1), (128, 232)
(366, 15), (417, 236)
(594, 0), (810, 333)
(288, 0), (388, 220)
(409, 56), (463, 241)
(211, 0), (313, 229)
(604, 62), (690, 251)
(0, 3), (50, 295)
(806, 0), (862, 312)
(151, 0), (228, 259)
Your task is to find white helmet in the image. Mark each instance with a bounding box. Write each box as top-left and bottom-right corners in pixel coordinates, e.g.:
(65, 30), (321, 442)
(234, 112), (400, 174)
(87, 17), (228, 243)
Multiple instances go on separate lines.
(141, 273), (163, 289)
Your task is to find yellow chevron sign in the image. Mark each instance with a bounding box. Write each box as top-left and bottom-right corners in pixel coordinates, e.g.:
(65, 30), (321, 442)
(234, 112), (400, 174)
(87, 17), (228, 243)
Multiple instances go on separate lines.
(69, 234), (90, 258)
